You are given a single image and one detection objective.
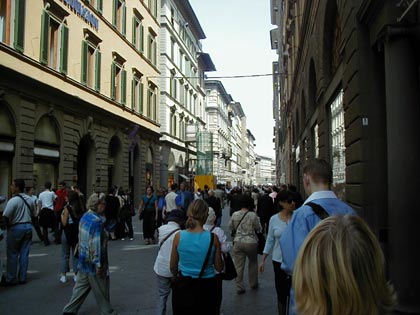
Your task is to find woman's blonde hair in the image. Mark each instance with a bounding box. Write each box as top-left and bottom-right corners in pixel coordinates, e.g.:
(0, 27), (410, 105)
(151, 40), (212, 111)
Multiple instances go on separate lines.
(186, 199), (209, 229)
(293, 215), (396, 315)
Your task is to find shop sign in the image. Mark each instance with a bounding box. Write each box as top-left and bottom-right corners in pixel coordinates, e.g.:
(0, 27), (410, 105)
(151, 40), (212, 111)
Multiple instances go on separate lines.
(62, 0), (99, 31)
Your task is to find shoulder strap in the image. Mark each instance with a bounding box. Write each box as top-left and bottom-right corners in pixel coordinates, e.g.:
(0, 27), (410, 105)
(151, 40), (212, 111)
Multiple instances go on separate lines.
(16, 194), (33, 216)
(199, 232), (214, 279)
(234, 211), (249, 233)
(210, 225), (216, 232)
(159, 228), (180, 249)
(306, 202), (329, 220)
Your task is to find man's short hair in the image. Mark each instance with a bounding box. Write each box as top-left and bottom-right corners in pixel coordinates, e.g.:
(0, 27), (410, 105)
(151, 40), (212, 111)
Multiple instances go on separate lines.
(171, 183), (178, 191)
(14, 179), (25, 192)
(45, 182), (52, 189)
(303, 158), (333, 186)
(59, 181), (66, 187)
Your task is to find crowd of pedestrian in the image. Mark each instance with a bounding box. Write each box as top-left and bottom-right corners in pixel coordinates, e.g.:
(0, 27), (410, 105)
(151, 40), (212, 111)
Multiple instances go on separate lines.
(0, 158), (397, 315)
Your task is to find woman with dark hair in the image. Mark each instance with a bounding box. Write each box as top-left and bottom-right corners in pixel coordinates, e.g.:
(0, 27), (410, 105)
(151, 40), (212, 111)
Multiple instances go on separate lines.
(60, 190), (85, 283)
(229, 194), (262, 294)
(139, 186), (158, 245)
(259, 190), (295, 315)
(170, 199), (223, 315)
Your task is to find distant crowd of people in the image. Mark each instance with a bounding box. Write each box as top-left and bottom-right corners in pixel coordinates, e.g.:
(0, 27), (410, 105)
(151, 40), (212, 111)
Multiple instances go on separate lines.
(0, 158), (397, 315)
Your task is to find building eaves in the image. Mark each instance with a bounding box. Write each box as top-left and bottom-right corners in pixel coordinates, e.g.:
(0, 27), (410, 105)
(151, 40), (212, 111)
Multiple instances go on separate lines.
(230, 101), (246, 118)
(178, 0), (206, 40)
(198, 52), (216, 72)
(247, 129), (256, 141)
(204, 80), (232, 104)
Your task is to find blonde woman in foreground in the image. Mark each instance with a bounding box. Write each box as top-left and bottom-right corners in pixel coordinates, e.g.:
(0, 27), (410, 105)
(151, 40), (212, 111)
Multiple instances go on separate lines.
(293, 215), (396, 315)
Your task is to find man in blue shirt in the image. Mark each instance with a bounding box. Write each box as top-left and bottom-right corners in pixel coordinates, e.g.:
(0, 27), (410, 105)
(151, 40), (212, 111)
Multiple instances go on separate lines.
(280, 159), (355, 315)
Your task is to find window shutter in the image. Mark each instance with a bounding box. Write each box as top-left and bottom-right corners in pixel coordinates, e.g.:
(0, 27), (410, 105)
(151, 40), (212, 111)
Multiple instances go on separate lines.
(122, 4), (127, 36)
(81, 40), (88, 84)
(147, 88), (151, 117)
(140, 25), (144, 53)
(131, 79), (136, 111)
(13, 0), (25, 52)
(59, 24), (69, 74)
(40, 10), (49, 64)
(153, 40), (157, 65)
(147, 34), (151, 60)
(139, 83), (144, 114)
(112, 0), (118, 27)
(121, 69), (127, 105)
(153, 89), (157, 121)
(95, 49), (101, 91)
(111, 62), (116, 100)
(132, 17), (137, 47)
(97, 0), (103, 14)
(154, 0), (158, 18)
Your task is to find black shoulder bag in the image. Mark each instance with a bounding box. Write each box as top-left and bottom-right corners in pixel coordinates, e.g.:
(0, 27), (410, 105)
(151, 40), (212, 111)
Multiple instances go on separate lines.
(306, 202), (330, 220)
(139, 197), (153, 220)
(172, 233), (218, 313)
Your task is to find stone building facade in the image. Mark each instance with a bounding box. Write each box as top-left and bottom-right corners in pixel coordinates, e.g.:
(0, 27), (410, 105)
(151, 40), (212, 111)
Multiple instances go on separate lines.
(0, 0), (161, 206)
(271, 0), (420, 311)
(158, 0), (215, 189)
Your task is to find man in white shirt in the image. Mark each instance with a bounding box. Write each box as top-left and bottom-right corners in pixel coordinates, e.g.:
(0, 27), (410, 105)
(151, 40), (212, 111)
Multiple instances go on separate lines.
(37, 182), (56, 246)
(164, 183), (178, 215)
(154, 209), (186, 315)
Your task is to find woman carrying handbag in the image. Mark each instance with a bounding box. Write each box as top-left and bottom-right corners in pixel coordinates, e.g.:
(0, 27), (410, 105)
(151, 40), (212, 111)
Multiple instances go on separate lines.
(170, 199), (224, 315)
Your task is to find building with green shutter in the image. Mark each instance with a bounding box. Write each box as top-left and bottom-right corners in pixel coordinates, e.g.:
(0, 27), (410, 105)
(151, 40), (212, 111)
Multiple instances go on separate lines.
(0, 0), (161, 206)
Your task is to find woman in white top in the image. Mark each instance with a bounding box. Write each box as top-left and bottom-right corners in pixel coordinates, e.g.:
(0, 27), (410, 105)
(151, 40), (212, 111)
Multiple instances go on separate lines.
(204, 207), (231, 315)
(259, 190), (296, 315)
(154, 209), (186, 315)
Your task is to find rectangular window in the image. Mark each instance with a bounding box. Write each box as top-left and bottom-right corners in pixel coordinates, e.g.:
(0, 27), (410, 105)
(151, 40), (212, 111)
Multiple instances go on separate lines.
(184, 86), (188, 107)
(313, 124), (319, 158)
(0, 0), (25, 52)
(170, 74), (177, 99)
(179, 50), (183, 70)
(330, 89), (345, 195)
(170, 37), (175, 60)
(132, 15), (144, 52)
(81, 41), (101, 90)
(112, 0), (126, 36)
(147, 83), (157, 120)
(40, 10), (68, 74)
(147, 32), (157, 65)
(148, 0), (157, 18)
(132, 74), (143, 113)
(170, 7), (174, 25)
(111, 61), (127, 104)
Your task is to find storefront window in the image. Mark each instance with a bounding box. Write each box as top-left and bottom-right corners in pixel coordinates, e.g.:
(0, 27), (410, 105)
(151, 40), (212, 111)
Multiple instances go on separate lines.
(330, 89), (346, 198)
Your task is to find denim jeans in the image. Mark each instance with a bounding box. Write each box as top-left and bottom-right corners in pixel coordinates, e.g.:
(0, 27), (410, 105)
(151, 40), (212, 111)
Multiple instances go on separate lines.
(61, 232), (78, 274)
(156, 274), (172, 315)
(6, 223), (32, 283)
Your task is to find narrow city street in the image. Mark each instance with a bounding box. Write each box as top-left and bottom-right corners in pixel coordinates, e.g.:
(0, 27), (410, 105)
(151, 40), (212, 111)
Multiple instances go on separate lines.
(0, 207), (278, 315)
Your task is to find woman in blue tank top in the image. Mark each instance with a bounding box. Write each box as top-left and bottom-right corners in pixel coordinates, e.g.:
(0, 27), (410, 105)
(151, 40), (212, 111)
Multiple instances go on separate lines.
(170, 199), (223, 314)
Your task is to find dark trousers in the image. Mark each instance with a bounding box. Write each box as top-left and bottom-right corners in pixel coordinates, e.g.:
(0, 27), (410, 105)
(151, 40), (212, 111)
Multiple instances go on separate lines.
(260, 217), (270, 234)
(273, 261), (291, 315)
(142, 211), (156, 240)
(120, 214), (134, 239)
(31, 217), (44, 242)
(54, 211), (62, 244)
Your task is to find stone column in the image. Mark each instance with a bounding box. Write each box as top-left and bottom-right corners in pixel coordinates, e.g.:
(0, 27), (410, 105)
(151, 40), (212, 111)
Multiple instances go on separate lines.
(384, 31), (420, 312)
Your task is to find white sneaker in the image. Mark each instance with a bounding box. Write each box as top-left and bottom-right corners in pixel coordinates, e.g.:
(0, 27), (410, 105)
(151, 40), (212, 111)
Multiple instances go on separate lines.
(59, 275), (67, 283)
(129, 238), (134, 241)
(121, 238), (125, 241)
